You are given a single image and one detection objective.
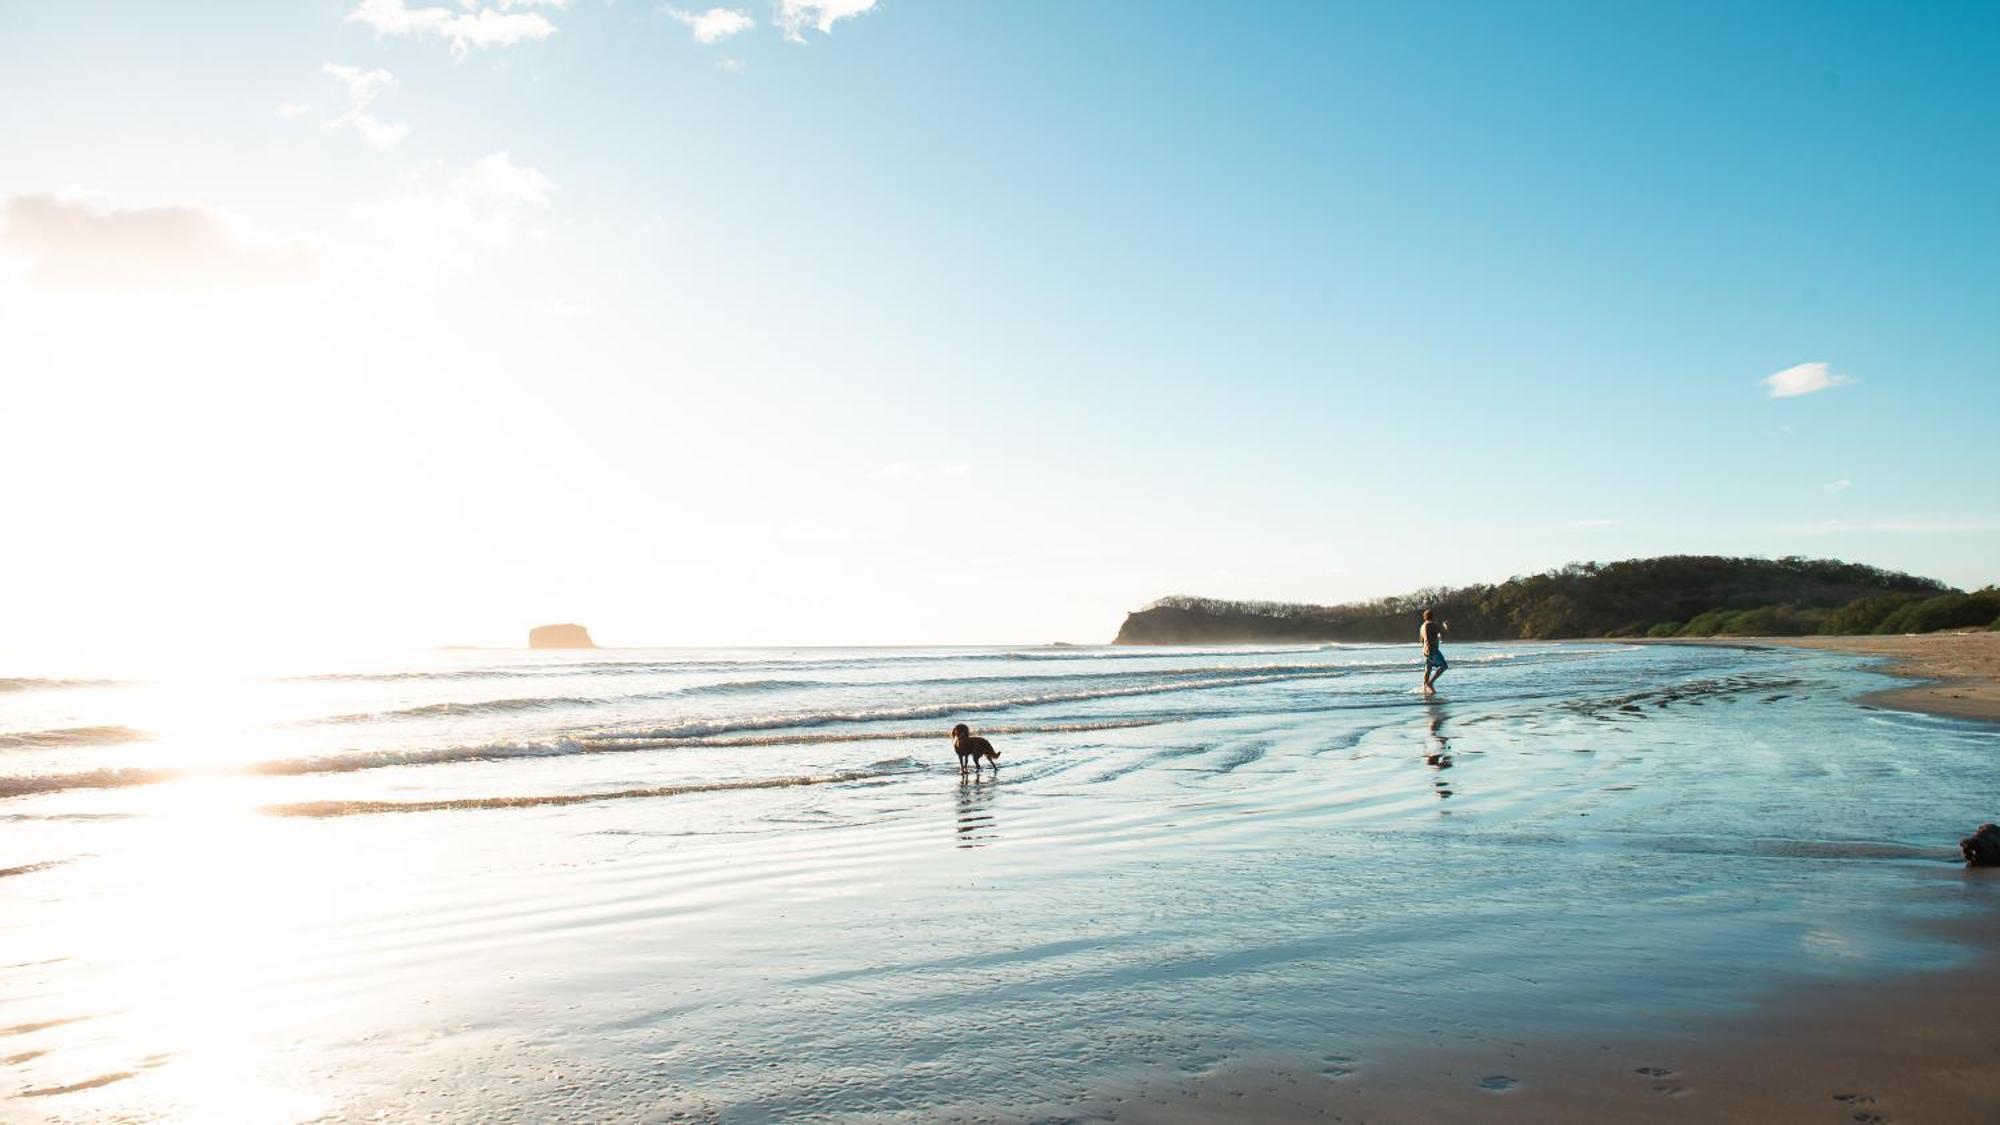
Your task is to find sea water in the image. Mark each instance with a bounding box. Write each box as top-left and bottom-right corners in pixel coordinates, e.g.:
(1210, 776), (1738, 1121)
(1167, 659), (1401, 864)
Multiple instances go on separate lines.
(2, 642), (1995, 1120)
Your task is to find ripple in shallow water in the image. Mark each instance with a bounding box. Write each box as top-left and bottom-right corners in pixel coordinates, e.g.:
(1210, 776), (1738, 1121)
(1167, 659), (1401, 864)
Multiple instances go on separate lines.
(0, 643), (1995, 1120)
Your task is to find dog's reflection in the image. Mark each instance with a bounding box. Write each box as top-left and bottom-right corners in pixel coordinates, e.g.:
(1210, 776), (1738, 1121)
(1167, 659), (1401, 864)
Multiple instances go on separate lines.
(1425, 712), (1454, 799)
(955, 775), (1000, 849)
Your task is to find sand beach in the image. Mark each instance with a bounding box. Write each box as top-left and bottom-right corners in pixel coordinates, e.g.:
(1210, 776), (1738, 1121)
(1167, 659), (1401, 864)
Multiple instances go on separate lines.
(1636, 632), (2000, 723)
(1, 639), (1996, 1120)
(1092, 913), (2000, 1124)
(1092, 634), (2000, 1123)
(1748, 632), (2000, 725)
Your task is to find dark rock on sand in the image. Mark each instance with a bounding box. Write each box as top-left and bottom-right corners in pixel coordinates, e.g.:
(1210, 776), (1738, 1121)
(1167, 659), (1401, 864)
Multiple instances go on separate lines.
(1961, 823), (2000, 866)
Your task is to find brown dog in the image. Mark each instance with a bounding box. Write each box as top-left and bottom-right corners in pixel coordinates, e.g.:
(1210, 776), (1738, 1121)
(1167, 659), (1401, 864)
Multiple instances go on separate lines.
(951, 723), (1000, 772)
(1962, 823), (2000, 866)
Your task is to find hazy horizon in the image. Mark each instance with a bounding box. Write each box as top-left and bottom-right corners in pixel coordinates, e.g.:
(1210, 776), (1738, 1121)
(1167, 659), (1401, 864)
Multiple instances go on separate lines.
(3, 1), (1995, 651)
(0, 547), (1980, 655)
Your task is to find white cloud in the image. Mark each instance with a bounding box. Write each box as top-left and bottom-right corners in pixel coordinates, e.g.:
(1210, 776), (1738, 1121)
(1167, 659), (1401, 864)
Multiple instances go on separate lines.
(0, 153), (556, 294)
(776, 0), (876, 42)
(347, 0), (557, 55)
(718, 57), (746, 72)
(352, 152), (553, 280)
(350, 115), (412, 151)
(454, 151), (553, 208)
(1566, 518), (1619, 528)
(323, 63), (410, 150)
(1823, 479), (1851, 494)
(324, 63), (394, 111)
(1762, 361), (1854, 399)
(670, 6), (754, 42)
(0, 191), (314, 288)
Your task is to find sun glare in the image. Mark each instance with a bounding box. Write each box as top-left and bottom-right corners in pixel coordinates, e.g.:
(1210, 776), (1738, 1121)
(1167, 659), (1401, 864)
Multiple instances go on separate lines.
(61, 784), (331, 1121)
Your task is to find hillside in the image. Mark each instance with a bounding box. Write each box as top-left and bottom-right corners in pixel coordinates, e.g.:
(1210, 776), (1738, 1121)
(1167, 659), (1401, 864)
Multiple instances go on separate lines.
(1114, 556), (1996, 645)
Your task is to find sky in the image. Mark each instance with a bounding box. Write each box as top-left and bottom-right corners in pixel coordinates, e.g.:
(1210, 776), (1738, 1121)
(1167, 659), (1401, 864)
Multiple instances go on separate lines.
(1, 0), (1995, 650)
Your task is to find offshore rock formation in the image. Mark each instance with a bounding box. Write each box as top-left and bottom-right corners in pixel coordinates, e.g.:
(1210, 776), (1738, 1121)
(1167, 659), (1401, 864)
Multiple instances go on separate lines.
(528, 623), (596, 649)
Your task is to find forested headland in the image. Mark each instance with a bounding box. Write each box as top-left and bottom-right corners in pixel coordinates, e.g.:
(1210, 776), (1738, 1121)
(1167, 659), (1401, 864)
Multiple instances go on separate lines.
(1114, 556), (2000, 645)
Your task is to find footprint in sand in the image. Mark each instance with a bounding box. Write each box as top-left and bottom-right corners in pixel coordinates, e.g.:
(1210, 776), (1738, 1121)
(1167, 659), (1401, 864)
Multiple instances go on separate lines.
(1478, 1075), (1519, 1092)
(1632, 1065), (1687, 1094)
(1835, 1092), (1891, 1122)
(1320, 1054), (1356, 1080)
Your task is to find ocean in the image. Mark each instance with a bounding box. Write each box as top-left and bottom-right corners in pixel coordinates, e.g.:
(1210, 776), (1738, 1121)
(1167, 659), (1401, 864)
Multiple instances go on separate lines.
(3, 641), (1996, 1120)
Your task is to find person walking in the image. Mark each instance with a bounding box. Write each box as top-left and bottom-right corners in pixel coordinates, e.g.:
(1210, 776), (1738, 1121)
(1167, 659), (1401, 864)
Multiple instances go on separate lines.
(1420, 609), (1450, 695)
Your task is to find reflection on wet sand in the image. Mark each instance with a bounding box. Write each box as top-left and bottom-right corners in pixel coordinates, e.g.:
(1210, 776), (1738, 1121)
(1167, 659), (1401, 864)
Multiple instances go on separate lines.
(1425, 713), (1454, 799)
(955, 777), (999, 849)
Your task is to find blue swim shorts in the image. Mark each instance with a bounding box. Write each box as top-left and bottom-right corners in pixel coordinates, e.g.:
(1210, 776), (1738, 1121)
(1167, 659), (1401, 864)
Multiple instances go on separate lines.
(1425, 648), (1448, 671)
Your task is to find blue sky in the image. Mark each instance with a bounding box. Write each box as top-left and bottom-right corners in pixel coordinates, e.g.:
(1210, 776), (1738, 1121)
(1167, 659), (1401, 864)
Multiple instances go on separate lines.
(1, 1), (1994, 647)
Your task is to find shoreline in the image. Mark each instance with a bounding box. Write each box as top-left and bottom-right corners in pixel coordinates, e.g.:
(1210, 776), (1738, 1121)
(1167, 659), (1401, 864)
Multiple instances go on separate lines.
(1634, 631), (2000, 724)
(1074, 633), (2000, 1122)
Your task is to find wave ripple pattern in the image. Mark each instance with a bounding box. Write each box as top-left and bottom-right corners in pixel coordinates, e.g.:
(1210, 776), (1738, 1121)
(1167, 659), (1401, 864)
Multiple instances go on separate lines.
(1, 642), (1996, 1120)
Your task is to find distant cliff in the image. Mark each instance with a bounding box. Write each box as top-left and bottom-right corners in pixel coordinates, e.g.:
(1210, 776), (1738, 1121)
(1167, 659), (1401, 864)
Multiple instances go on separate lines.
(528, 623), (597, 649)
(1115, 556), (1986, 644)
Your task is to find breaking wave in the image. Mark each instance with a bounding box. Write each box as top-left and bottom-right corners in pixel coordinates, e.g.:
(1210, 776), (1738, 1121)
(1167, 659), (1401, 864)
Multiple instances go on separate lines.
(302, 679), (836, 725)
(0, 720), (1164, 798)
(0, 644), (1633, 803)
(0, 726), (149, 750)
(262, 765), (913, 818)
(584, 667), (1355, 744)
(293, 664), (1411, 728)
(0, 678), (126, 694)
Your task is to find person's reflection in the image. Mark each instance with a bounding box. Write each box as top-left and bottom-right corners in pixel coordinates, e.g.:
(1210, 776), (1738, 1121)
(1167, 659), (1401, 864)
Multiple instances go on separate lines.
(955, 775), (999, 848)
(1425, 711), (1454, 799)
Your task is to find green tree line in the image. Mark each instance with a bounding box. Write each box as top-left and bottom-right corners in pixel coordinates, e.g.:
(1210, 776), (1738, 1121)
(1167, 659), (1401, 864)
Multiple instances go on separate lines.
(1116, 556), (1997, 644)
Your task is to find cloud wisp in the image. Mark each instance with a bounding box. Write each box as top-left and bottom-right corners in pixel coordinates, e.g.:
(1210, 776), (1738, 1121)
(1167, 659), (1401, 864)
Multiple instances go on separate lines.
(347, 0), (560, 55)
(670, 7), (755, 43)
(1823, 479), (1851, 494)
(776, 0), (876, 42)
(0, 192), (315, 289)
(2, 149), (557, 296)
(1762, 361), (1855, 399)
(324, 63), (410, 150)
(352, 151), (553, 281)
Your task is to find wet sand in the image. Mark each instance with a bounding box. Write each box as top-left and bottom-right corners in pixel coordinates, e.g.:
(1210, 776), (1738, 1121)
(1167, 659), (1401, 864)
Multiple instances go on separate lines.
(1088, 908), (2000, 1124)
(1748, 632), (2000, 725)
(8, 642), (1998, 1120)
(1086, 636), (2000, 1124)
(1638, 631), (2000, 724)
